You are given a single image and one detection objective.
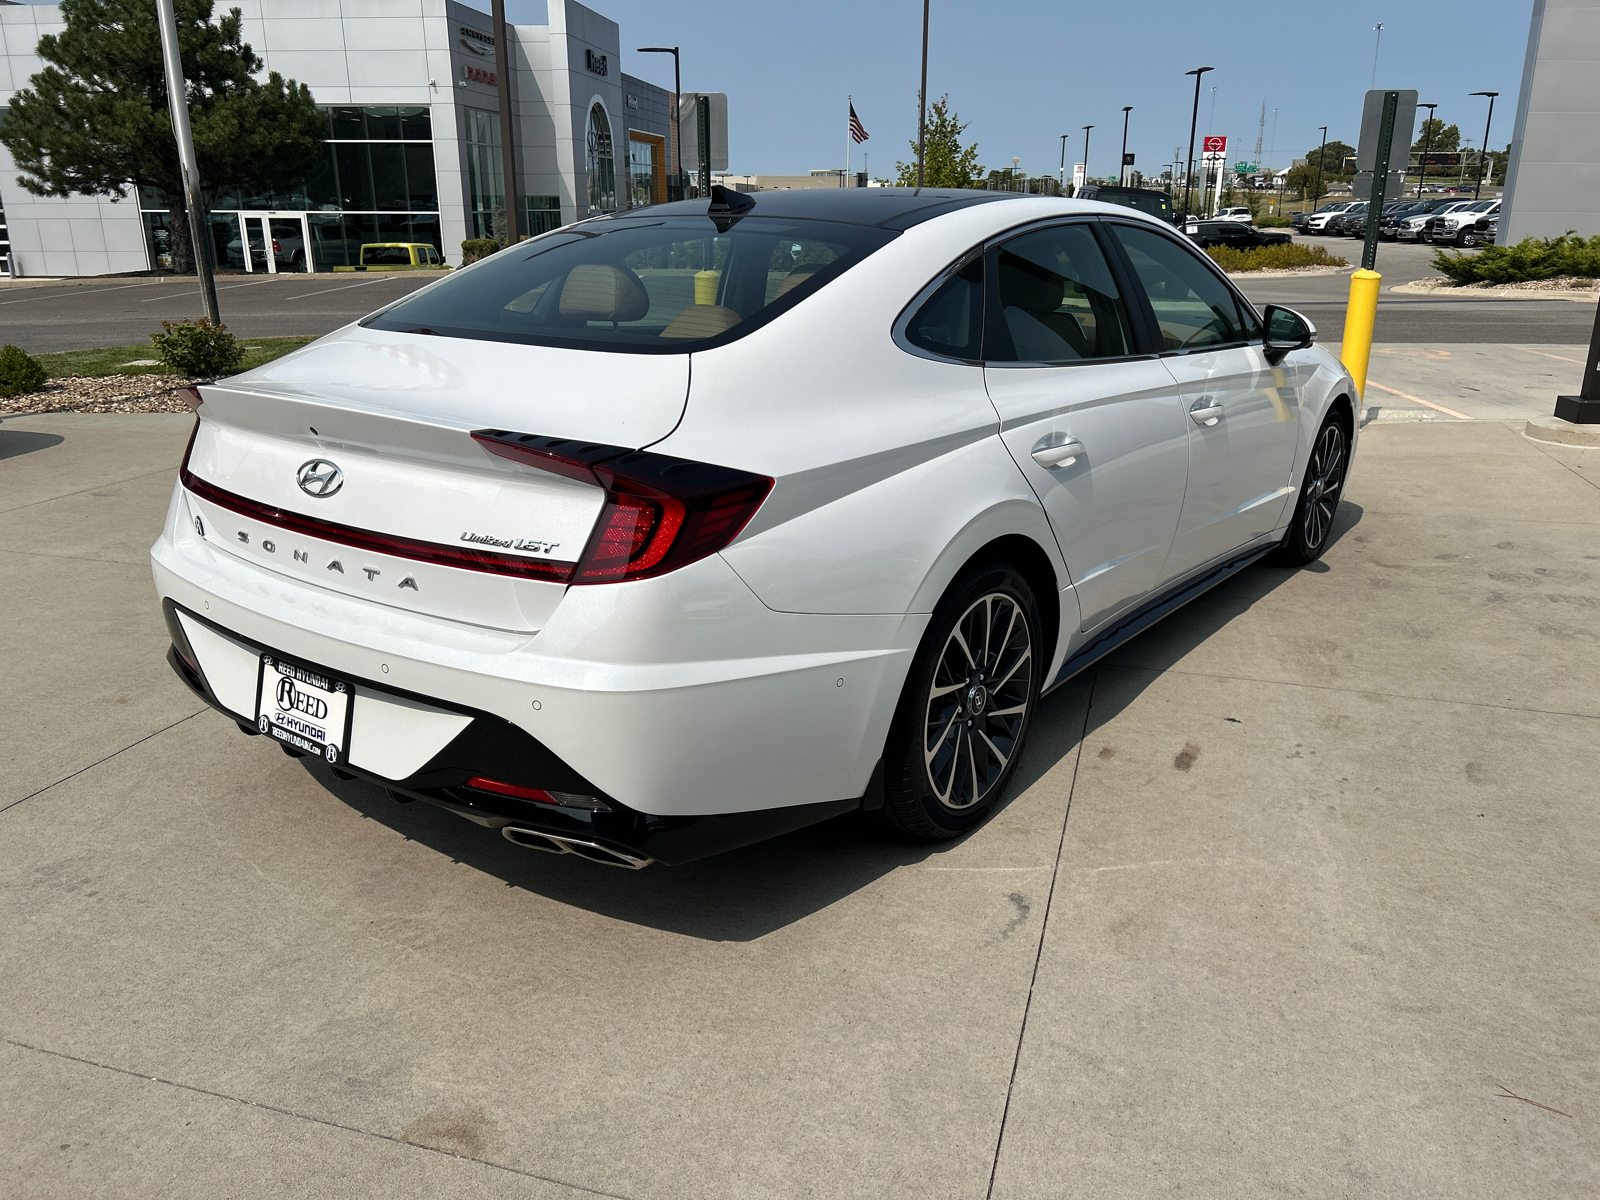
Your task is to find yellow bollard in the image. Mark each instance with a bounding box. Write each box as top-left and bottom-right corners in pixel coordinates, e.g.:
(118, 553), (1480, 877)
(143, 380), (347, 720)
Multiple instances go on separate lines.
(694, 269), (721, 306)
(1340, 268), (1382, 406)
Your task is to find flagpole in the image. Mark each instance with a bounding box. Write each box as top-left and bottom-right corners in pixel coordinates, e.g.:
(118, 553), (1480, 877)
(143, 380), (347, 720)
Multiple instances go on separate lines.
(845, 95), (851, 188)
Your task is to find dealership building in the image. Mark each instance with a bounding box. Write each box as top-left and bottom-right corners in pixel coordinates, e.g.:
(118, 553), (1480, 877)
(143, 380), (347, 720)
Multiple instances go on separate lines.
(0, 0), (709, 276)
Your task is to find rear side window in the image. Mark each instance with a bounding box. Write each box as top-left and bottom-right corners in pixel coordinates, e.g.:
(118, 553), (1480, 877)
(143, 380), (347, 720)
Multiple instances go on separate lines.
(363, 245), (412, 265)
(1110, 224), (1249, 351)
(903, 256), (983, 360)
(365, 216), (896, 352)
(989, 223), (1135, 363)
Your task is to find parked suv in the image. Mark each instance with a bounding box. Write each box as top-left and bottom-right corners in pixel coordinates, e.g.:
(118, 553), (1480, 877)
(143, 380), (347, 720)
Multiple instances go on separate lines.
(1431, 200), (1501, 247)
(1294, 202), (1353, 233)
(1379, 198), (1454, 241)
(153, 188), (1354, 868)
(1185, 221), (1291, 250)
(1213, 207), (1253, 224)
(1328, 203), (1370, 237)
(1303, 202), (1358, 234)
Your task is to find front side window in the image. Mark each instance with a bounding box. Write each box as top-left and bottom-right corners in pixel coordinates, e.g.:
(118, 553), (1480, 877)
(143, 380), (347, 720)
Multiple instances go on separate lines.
(365, 216), (896, 352)
(989, 223), (1135, 363)
(1111, 223), (1249, 351)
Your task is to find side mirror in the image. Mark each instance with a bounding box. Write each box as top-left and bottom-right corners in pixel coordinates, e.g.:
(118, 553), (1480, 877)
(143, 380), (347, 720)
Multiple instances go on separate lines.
(1262, 303), (1315, 364)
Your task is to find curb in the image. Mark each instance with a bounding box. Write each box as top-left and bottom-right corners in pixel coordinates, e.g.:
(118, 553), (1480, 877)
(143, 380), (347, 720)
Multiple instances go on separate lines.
(1524, 416), (1600, 447)
(1390, 282), (1600, 301)
(1227, 266), (1354, 280)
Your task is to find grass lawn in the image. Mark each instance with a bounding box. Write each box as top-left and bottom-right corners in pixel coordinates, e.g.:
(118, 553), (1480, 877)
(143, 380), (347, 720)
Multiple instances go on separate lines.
(36, 335), (319, 380)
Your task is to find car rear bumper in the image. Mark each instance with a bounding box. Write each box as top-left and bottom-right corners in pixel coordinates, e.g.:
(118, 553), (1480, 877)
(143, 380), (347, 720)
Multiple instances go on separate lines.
(152, 480), (920, 824)
(161, 599), (863, 865)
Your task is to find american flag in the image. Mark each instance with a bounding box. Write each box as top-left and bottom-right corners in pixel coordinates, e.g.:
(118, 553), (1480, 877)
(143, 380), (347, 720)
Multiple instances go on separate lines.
(849, 103), (869, 144)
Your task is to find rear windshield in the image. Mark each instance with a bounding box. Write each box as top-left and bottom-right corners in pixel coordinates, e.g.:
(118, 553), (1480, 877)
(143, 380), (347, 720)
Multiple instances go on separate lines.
(365, 215), (898, 352)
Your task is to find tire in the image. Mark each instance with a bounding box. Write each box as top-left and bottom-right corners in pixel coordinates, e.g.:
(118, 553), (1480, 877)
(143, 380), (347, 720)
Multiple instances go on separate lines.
(878, 563), (1041, 841)
(1268, 411), (1350, 566)
(1461, 232), (1481, 248)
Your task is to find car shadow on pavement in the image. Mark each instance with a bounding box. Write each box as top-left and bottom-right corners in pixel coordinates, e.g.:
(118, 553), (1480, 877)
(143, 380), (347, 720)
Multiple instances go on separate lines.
(299, 502), (1361, 940)
(311, 765), (940, 941)
(0, 429), (65, 460)
(1069, 500), (1364, 743)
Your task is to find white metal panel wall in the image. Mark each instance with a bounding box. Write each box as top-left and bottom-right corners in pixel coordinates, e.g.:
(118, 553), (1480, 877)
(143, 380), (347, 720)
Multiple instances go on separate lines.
(1501, 0), (1600, 243)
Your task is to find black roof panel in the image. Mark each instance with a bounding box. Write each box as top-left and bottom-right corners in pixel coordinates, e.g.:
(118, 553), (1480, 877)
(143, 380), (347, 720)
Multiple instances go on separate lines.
(595, 187), (1031, 229)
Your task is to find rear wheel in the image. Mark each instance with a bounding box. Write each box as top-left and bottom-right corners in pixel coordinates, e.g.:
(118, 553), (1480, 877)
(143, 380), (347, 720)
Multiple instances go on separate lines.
(1269, 412), (1349, 566)
(879, 564), (1041, 840)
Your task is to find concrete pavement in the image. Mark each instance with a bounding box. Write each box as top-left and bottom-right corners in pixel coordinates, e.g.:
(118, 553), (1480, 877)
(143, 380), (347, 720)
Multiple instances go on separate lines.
(1, 413), (1597, 1197)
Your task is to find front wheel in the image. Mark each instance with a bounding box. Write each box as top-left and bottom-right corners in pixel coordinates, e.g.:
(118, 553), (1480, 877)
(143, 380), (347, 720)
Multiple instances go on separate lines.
(1269, 413), (1349, 566)
(878, 564), (1041, 840)
(1461, 232), (1482, 248)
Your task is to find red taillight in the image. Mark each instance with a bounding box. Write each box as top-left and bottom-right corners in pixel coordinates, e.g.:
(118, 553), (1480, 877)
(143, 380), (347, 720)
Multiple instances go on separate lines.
(271, 239), (282, 252)
(473, 430), (772, 585)
(467, 776), (557, 804)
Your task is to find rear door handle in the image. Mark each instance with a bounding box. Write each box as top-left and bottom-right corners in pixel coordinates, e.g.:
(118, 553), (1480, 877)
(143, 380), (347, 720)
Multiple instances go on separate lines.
(1189, 397), (1224, 426)
(1031, 437), (1085, 469)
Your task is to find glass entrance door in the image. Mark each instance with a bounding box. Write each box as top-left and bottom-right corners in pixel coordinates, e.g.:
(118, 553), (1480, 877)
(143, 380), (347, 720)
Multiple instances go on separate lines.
(235, 212), (315, 274)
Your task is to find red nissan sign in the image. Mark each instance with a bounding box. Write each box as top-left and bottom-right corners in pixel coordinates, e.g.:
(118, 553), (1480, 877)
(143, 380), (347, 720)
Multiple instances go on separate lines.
(1202, 136), (1227, 154)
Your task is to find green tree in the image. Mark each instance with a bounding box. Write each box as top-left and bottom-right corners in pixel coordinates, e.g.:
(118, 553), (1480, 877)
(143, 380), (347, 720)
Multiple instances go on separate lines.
(2, 0), (325, 274)
(895, 96), (983, 188)
(1304, 139), (1356, 176)
(1285, 163), (1328, 201)
(1412, 118), (1460, 153)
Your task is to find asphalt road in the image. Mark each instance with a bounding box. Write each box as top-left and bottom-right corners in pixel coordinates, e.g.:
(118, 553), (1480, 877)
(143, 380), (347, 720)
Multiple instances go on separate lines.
(0, 271), (440, 353)
(1240, 236), (1598, 345)
(2, 238), (1594, 353)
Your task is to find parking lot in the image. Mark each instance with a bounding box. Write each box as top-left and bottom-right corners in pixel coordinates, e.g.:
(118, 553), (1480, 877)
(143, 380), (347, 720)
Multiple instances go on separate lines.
(3, 404), (1597, 1195)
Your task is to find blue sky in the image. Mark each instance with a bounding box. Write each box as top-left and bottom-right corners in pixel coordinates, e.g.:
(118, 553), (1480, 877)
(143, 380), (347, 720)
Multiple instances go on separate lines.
(535, 0), (1534, 178)
(16, 0), (1536, 177)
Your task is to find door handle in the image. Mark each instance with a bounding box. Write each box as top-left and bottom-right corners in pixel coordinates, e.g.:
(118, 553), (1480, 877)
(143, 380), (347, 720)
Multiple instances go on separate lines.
(1031, 437), (1085, 469)
(1189, 397), (1224, 426)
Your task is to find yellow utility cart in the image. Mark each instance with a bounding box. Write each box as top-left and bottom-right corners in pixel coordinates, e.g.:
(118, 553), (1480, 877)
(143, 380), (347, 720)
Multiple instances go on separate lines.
(334, 243), (448, 272)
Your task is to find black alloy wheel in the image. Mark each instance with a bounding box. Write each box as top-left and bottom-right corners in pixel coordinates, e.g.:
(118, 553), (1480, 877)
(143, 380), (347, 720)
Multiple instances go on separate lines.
(879, 564), (1040, 840)
(1269, 414), (1349, 566)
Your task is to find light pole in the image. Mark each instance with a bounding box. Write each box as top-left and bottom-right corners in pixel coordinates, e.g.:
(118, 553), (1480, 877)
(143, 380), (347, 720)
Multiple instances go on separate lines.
(1059, 133), (1069, 194)
(1119, 106), (1132, 186)
(1182, 66), (1213, 222)
(1470, 91), (1499, 199)
(1313, 124), (1328, 209)
(1370, 23), (1384, 88)
(1414, 102), (1437, 197)
(155, 0), (219, 321)
(916, 0), (930, 189)
(492, 0), (518, 237)
(635, 46), (680, 200)
(1081, 125), (1093, 186)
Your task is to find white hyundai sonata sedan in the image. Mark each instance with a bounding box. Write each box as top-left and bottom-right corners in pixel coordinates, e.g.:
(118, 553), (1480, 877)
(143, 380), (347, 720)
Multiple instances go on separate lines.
(153, 187), (1355, 868)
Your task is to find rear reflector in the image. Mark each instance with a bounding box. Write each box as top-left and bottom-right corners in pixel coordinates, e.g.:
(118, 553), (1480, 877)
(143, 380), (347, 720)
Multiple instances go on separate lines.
(472, 429), (772, 584)
(466, 776), (611, 811)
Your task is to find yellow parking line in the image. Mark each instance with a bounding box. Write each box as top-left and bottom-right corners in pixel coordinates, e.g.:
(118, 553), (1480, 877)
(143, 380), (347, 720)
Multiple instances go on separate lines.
(1365, 380), (1471, 420)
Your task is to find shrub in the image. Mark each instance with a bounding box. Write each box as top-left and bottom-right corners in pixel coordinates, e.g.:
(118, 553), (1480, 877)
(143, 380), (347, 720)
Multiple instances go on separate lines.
(149, 318), (243, 378)
(1254, 215), (1294, 227)
(1206, 243), (1348, 272)
(0, 343), (49, 398)
(461, 238), (500, 265)
(1431, 233), (1600, 284)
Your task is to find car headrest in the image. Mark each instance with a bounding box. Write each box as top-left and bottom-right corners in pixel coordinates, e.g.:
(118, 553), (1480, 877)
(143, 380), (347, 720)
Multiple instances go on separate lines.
(999, 257), (1066, 315)
(773, 262), (826, 300)
(558, 264), (650, 322)
(659, 304), (742, 339)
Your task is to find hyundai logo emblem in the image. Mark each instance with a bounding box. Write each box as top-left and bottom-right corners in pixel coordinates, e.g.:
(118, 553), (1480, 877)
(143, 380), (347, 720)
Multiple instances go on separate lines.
(297, 459), (344, 498)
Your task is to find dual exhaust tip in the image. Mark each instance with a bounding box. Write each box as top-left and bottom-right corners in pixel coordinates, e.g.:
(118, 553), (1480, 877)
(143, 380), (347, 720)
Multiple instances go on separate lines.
(501, 825), (653, 869)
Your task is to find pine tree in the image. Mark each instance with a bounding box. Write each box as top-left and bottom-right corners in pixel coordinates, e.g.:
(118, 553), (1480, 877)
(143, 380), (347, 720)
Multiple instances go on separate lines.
(1, 0), (325, 273)
(895, 96), (983, 188)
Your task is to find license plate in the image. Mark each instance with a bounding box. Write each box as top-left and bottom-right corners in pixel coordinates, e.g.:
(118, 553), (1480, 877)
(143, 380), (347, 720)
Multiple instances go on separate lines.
(256, 654), (352, 765)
